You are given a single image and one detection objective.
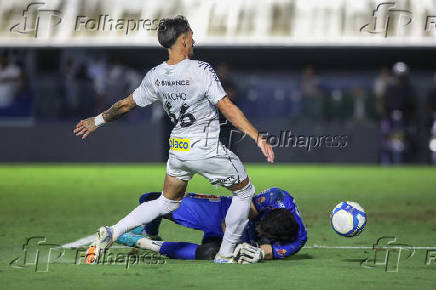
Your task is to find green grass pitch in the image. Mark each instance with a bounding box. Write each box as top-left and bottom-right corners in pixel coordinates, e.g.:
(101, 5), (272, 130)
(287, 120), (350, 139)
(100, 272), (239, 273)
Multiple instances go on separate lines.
(1, 164), (436, 290)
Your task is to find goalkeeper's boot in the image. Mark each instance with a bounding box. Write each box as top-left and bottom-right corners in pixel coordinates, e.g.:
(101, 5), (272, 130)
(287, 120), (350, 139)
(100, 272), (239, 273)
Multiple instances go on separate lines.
(85, 226), (114, 264)
(130, 226), (145, 235)
(117, 232), (144, 247)
(214, 253), (236, 264)
(84, 244), (97, 264)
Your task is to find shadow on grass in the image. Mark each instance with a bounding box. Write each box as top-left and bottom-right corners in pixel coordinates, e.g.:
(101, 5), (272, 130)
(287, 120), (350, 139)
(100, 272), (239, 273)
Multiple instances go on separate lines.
(289, 254), (314, 260)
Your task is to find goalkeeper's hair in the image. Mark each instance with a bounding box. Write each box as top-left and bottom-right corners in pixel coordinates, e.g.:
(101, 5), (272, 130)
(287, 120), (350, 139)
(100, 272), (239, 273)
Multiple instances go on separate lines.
(158, 15), (191, 49)
(257, 209), (299, 243)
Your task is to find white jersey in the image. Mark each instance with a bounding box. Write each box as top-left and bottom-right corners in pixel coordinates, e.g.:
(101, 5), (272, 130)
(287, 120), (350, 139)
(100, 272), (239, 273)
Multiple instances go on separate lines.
(132, 59), (227, 160)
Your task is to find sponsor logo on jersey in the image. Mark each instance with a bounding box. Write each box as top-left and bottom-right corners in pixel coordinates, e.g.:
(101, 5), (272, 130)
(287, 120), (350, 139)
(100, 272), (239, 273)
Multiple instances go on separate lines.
(277, 248), (287, 256)
(258, 196), (266, 203)
(169, 138), (190, 151)
(155, 79), (190, 87)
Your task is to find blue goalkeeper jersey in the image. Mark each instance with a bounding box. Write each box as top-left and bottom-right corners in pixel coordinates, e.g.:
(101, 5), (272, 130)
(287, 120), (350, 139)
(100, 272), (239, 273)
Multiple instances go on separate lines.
(170, 187), (307, 259)
(245, 187), (307, 259)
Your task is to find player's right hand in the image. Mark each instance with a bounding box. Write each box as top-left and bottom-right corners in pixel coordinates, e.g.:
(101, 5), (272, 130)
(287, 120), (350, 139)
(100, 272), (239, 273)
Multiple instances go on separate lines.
(233, 243), (264, 264)
(257, 138), (275, 163)
(73, 117), (97, 139)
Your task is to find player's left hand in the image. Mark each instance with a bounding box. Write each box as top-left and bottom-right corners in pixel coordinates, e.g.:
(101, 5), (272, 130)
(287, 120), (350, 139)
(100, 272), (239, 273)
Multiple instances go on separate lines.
(73, 117), (97, 139)
(257, 138), (275, 163)
(233, 243), (264, 264)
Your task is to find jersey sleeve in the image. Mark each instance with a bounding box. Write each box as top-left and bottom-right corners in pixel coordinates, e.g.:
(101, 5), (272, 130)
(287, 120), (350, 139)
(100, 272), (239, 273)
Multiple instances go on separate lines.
(132, 70), (159, 107)
(201, 63), (226, 105)
(272, 237), (307, 259)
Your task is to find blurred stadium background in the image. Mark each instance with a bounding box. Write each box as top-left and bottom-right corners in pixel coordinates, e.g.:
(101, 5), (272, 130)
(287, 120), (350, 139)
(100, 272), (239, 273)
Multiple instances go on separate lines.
(1, 0), (436, 164)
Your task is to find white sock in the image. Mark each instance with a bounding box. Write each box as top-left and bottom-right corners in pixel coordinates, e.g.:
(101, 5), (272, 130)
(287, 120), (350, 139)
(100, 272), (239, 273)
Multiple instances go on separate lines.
(111, 194), (180, 240)
(136, 238), (163, 252)
(219, 183), (255, 257)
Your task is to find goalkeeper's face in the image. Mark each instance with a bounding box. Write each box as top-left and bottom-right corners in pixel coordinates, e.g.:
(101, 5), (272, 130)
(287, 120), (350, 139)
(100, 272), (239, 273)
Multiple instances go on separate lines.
(255, 209), (299, 243)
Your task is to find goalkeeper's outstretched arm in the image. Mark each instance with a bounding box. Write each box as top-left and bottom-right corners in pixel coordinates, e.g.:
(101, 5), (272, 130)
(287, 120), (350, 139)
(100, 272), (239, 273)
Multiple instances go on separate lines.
(73, 94), (136, 139)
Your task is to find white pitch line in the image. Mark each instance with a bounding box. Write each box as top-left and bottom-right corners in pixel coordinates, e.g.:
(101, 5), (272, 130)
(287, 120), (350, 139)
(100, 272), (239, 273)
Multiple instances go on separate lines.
(61, 235), (130, 249)
(61, 235), (436, 250)
(305, 245), (436, 250)
(61, 235), (94, 248)
(305, 245), (372, 249)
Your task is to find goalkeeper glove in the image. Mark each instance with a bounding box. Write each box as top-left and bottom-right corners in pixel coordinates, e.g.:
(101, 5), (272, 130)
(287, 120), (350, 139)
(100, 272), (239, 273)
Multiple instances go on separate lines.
(233, 243), (264, 264)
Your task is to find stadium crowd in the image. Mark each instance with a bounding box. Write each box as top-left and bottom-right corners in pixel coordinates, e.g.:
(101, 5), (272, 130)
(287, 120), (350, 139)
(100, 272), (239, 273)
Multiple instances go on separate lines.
(1, 49), (435, 164)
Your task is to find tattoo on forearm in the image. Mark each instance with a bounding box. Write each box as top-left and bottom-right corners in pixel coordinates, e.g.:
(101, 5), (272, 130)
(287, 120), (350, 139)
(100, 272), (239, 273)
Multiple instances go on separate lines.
(102, 100), (129, 122)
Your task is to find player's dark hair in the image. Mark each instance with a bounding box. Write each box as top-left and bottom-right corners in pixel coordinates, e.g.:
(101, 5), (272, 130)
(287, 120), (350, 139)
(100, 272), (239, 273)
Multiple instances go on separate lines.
(257, 209), (299, 243)
(158, 15), (191, 49)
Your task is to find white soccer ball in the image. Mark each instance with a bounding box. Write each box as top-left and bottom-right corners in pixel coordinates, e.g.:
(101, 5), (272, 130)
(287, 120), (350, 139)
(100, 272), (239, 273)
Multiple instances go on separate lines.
(330, 201), (366, 237)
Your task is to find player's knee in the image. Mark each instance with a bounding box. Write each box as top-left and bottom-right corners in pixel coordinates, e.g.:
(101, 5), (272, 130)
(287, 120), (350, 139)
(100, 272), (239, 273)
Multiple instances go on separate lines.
(195, 242), (221, 260)
(157, 194), (181, 214)
(139, 192), (162, 204)
(233, 182), (255, 200)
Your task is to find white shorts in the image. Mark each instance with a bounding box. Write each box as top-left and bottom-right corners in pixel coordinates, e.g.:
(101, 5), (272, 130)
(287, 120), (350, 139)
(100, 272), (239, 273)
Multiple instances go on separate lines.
(166, 143), (248, 188)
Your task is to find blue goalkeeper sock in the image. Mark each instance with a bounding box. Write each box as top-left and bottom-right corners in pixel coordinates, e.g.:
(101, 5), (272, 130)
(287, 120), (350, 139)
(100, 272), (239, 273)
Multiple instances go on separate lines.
(159, 242), (198, 260)
(117, 232), (144, 247)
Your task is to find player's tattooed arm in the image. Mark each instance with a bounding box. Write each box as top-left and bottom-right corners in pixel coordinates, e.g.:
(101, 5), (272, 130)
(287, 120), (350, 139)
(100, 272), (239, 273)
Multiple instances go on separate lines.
(73, 94), (136, 139)
(102, 94), (136, 122)
(217, 96), (274, 163)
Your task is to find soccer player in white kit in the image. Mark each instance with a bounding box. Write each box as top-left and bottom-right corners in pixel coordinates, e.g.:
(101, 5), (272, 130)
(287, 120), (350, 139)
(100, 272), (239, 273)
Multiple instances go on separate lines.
(73, 15), (274, 264)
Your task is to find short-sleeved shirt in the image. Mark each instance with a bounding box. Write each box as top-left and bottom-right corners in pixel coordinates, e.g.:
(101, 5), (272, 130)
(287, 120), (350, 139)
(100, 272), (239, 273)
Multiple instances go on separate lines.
(132, 59), (227, 160)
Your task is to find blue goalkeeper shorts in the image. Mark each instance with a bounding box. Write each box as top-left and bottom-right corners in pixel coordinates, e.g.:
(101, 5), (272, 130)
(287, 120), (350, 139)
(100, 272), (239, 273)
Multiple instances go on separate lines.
(168, 193), (232, 242)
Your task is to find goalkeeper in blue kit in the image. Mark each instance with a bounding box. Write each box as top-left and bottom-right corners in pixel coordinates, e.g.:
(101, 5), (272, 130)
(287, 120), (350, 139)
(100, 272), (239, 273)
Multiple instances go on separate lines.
(117, 187), (307, 263)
